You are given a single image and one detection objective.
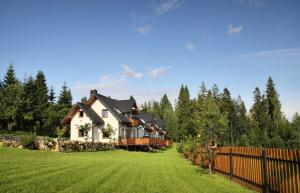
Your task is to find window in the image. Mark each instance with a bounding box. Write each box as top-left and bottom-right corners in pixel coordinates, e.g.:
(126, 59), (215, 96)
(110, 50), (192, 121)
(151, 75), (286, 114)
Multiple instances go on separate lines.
(78, 129), (84, 137)
(79, 111), (84, 117)
(102, 109), (108, 118)
(103, 131), (110, 138)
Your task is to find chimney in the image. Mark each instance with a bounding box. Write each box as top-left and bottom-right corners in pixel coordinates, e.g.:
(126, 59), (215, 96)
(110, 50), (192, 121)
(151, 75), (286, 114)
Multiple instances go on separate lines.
(90, 89), (97, 97)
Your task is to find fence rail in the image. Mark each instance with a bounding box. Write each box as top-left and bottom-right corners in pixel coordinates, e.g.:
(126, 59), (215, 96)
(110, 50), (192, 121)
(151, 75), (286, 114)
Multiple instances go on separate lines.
(185, 147), (300, 193)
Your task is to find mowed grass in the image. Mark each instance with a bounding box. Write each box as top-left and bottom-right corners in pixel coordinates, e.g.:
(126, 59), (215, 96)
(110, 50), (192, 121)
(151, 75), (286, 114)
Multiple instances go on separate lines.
(0, 147), (254, 193)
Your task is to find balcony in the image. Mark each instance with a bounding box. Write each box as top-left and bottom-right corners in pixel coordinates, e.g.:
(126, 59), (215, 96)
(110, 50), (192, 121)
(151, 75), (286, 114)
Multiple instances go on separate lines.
(119, 138), (172, 147)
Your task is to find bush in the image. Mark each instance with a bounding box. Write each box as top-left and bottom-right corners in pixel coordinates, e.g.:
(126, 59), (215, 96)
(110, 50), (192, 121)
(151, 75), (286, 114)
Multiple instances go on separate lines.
(176, 143), (184, 153)
(59, 141), (116, 152)
(21, 133), (37, 149)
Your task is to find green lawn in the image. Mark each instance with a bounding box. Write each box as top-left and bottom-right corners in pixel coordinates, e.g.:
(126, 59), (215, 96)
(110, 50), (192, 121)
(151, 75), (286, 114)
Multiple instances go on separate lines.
(0, 147), (254, 193)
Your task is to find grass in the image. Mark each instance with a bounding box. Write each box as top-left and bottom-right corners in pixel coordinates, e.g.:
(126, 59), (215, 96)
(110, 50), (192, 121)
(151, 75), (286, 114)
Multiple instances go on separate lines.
(0, 147), (254, 193)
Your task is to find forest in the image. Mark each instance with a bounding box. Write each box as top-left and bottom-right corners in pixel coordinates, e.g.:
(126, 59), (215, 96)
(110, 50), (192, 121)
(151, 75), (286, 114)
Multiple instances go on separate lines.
(0, 64), (299, 148)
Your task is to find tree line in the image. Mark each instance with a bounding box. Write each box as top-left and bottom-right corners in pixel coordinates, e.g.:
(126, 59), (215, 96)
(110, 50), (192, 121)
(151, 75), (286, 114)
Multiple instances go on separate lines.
(0, 64), (72, 137)
(142, 79), (300, 149)
(1, 64), (299, 148)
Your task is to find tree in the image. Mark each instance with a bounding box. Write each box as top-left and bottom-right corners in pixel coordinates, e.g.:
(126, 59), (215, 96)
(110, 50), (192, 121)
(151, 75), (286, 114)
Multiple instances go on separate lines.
(176, 85), (192, 140)
(20, 76), (37, 131)
(211, 83), (221, 104)
(34, 71), (49, 134)
(152, 101), (162, 119)
(265, 77), (283, 140)
(233, 96), (250, 146)
(58, 82), (73, 107)
(160, 94), (173, 115)
(163, 107), (178, 140)
(249, 87), (269, 147)
(199, 91), (227, 174)
(81, 96), (87, 103)
(3, 63), (17, 87)
(287, 113), (300, 148)
(0, 64), (22, 130)
(219, 88), (235, 146)
(0, 83), (23, 130)
(49, 86), (56, 104)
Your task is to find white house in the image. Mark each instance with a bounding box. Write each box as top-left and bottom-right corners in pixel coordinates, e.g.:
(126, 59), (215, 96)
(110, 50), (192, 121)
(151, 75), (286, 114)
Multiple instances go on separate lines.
(62, 90), (166, 145)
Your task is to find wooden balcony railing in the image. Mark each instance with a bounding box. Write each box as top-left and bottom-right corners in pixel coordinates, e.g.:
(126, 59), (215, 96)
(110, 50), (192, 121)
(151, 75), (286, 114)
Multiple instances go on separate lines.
(119, 138), (172, 147)
(129, 117), (139, 127)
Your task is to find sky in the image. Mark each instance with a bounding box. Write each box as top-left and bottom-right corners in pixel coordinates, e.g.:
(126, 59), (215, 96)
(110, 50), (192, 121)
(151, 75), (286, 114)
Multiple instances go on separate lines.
(0, 0), (299, 120)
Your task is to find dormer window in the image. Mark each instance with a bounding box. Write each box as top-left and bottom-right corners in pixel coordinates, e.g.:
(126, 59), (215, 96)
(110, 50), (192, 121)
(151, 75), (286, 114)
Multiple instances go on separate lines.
(102, 109), (108, 118)
(79, 111), (84, 117)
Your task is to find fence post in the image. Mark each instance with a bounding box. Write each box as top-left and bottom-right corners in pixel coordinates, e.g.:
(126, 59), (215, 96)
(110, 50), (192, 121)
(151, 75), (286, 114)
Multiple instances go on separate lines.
(262, 149), (269, 193)
(230, 148), (233, 180)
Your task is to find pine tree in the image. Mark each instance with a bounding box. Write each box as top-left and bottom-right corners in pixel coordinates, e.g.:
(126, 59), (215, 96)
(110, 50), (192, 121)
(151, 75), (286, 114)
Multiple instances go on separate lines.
(21, 76), (37, 131)
(234, 96), (250, 146)
(287, 113), (300, 148)
(3, 63), (17, 87)
(81, 97), (87, 103)
(265, 77), (282, 138)
(199, 91), (227, 174)
(0, 64), (22, 130)
(249, 87), (269, 147)
(58, 82), (73, 108)
(152, 101), (161, 119)
(219, 88), (235, 146)
(163, 105), (178, 141)
(176, 85), (192, 140)
(195, 82), (207, 137)
(49, 86), (56, 104)
(211, 83), (221, 104)
(34, 71), (49, 134)
(160, 94), (173, 117)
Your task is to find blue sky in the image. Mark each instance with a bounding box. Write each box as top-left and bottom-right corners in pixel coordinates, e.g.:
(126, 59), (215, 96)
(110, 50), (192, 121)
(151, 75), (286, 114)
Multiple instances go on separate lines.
(0, 0), (299, 119)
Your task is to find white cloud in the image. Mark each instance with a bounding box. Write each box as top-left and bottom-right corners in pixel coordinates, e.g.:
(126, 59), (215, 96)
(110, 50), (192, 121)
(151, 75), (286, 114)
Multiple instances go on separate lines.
(153, 0), (183, 16)
(148, 65), (171, 78)
(236, 0), (266, 8)
(122, 65), (143, 78)
(184, 41), (195, 50)
(72, 74), (127, 99)
(228, 24), (243, 35)
(136, 25), (151, 35)
(242, 48), (300, 57)
(72, 74), (178, 108)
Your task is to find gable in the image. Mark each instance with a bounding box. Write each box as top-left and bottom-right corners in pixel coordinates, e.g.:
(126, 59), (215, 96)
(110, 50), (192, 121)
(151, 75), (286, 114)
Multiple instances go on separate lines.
(61, 102), (104, 125)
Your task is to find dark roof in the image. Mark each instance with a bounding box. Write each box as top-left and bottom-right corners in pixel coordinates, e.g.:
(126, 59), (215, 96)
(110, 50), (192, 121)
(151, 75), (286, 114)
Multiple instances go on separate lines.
(155, 119), (165, 129)
(134, 112), (154, 123)
(115, 99), (136, 113)
(76, 103), (104, 124)
(94, 94), (134, 123)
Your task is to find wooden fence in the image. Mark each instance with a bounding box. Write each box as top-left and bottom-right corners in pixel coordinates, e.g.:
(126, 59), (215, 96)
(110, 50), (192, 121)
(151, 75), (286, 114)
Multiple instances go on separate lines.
(186, 147), (300, 193)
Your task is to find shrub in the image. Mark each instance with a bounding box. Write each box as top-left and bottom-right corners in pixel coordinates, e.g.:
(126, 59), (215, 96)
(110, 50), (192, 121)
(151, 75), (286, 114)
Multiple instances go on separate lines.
(176, 143), (184, 153)
(21, 133), (37, 149)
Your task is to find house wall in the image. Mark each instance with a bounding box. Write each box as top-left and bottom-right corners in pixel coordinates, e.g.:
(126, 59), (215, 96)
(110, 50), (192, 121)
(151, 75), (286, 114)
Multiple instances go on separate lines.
(70, 111), (93, 141)
(91, 100), (119, 143)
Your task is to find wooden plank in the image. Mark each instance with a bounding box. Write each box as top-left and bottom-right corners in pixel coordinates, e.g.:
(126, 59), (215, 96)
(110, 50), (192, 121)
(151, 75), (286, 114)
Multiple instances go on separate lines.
(294, 150), (300, 193)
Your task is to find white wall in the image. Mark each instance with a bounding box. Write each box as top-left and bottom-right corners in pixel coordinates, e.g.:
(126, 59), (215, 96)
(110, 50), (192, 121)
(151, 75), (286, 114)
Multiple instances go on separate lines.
(70, 111), (93, 141)
(91, 100), (120, 142)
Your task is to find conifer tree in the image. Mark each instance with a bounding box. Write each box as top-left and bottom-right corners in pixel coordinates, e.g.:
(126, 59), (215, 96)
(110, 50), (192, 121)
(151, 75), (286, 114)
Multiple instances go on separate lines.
(0, 64), (22, 130)
(219, 88), (235, 146)
(199, 91), (227, 174)
(265, 77), (282, 139)
(249, 87), (269, 147)
(3, 63), (17, 87)
(34, 71), (49, 134)
(49, 86), (56, 104)
(21, 76), (37, 131)
(58, 82), (73, 108)
(176, 85), (191, 140)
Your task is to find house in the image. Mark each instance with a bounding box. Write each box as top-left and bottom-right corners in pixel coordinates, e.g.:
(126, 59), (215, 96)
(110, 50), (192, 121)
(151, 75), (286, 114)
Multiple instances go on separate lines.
(62, 89), (170, 147)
